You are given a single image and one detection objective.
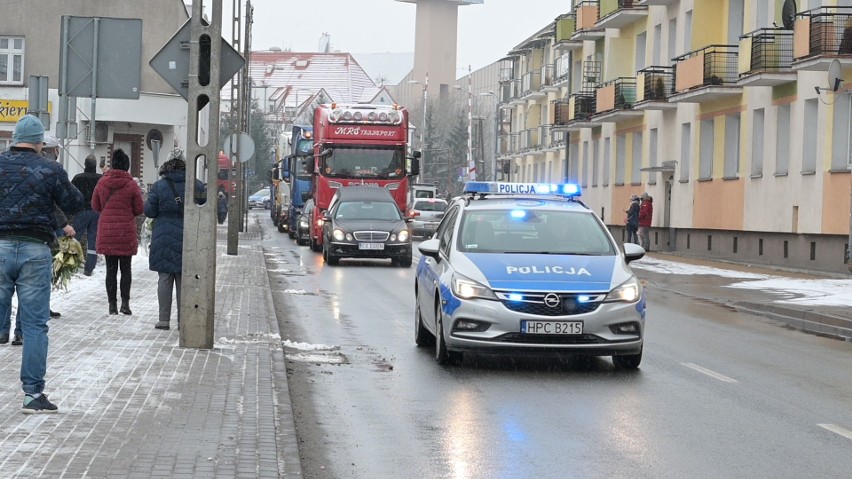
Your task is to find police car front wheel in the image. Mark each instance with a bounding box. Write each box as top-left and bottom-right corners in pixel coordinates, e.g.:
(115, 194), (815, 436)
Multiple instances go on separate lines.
(435, 303), (463, 365)
(612, 348), (642, 370)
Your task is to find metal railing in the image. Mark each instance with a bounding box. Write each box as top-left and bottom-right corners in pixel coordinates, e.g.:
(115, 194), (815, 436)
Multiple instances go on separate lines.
(555, 13), (576, 43)
(499, 132), (520, 156)
(741, 28), (794, 74)
(550, 128), (567, 148)
(600, 0), (635, 18)
(799, 6), (852, 56)
(555, 56), (571, 84)
(522, 70), (542, 96)
(572, 93), (596, 120)
(552, 100), (571, 126)
(598, 76), (638, 110)
(499, 79), (522, 103)
(573, 0), (600, 31)
(638, 65), (675, 100)
(540, 64), (555, 88)
(499, 67), (515, 82)
(673, 44), (740, 86)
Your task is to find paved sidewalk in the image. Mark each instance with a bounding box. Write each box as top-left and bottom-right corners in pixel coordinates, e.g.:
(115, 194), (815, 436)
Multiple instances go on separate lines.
(0, 220), (300, 478)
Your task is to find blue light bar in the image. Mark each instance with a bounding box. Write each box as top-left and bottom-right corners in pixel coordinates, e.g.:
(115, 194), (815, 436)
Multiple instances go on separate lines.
(463, 181), (582, 198)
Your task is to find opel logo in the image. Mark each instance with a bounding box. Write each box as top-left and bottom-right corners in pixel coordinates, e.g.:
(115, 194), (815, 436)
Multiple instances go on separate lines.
(543, 293), (561, 308)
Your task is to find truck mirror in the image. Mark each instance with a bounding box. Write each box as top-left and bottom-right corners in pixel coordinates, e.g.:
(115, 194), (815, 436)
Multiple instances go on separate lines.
(410, 158), (420, 177)
(413, 150), (422, 159)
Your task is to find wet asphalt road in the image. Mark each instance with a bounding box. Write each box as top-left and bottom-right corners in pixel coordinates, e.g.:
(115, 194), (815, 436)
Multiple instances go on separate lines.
(254, 212), (852, 479)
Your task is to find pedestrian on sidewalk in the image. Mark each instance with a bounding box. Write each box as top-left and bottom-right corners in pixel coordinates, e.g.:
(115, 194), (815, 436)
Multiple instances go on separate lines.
(71, 154), (103, 276)
(0, 114), (85, 413)
(217, 190), (229, 224)
(625, 194), (640, 244)
(145, 151), (206, 330)
(92, 149), (144, 315)
(638, 192), (653, 251)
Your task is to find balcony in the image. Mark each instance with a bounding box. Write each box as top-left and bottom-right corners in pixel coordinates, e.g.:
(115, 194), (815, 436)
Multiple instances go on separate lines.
(556, 93), (596, 131)
(554, 57), (572, 87)
(520, 126), (550, 154)
(521, 70), (545, 99)
(548, 128), (567, 150)
(592, 77), (645, 123)
(499, 79), (523, 105)
(792, 6), (852, 71)
(554, 13), (584, 51)
(541, 64), (558, 92)
(669, 45), (743, 103)
(551, 100), (571, 131)
(634, 0), (677, 5)
(597, 0), (648, 30)
(633, 66), (677, 110)
(498, 132), (520, 157)
(737, 28), (796, 86)
(572, 1), (605, 41)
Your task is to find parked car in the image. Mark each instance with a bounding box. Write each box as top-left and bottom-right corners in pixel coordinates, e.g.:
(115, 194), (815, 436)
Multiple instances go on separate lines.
(296, 198), (315, 246)
(415, 181), (646, 367)
(248, 187), (270, 209)
(321, 186), (412, 267)
(410, 198), (448, 239)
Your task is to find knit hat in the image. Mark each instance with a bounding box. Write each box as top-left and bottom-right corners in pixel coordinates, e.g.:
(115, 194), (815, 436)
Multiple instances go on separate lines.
(641, 192), (650, 200)
(159, 156), (186, 175)
(12, 115), (45, 146)
(629, 194), (639, 201)
(112, 149), (130, 171)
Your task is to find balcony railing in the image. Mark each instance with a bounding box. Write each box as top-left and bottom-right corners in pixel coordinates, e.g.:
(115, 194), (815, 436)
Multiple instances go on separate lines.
(573, 1), (600, 31)
(600, 0), (635, 18)
(499, 132), (520, 156)
(540, 64), (555, 88)
(552, 100), (571, 126)
(637, 66), (675, 101)
(555, 13), (576, 43)
(596, 77), (638, 112)
(795, 6), (852, 58)
(739, 28), (794, 75)
(520, 127), (543, 153)
(499, 79), (521, 103)
(571, 93), (597, 121)
(673, 44), (739, 91)
(499, 67), (514, 82)
(522, 70), (542, 96)
(555, 56), (571, 84)
(550, 128), (567, 148)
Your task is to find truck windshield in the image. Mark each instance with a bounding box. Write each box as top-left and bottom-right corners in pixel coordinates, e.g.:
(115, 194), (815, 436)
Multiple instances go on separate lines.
(296, 139), (312, 155)
(294, 156), (312, 180)
(322, 146), (405, 179)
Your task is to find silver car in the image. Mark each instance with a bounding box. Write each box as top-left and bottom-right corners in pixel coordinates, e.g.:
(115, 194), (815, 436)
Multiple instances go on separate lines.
(410, 198), (447, 239)
(414, 182), (646, 367)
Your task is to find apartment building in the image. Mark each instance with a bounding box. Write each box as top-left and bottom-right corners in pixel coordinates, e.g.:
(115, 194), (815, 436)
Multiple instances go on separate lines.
(498, 0), (852, 273)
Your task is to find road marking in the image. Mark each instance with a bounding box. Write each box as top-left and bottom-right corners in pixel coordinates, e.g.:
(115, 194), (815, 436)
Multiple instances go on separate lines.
(819, 424), (852, 442)
(681, 363), (738, 383)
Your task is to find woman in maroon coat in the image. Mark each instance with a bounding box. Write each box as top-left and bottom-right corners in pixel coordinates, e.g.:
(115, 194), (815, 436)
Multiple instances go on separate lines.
(92, 149), (144, 315)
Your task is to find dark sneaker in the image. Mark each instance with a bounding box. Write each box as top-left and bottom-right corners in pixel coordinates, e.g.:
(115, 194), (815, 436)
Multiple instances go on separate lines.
(155, 321), (170, 330)
(50, 310), (61, 318)
(0, 333), (8, 344)
(83, 270), (93, 277)
(11, 334), (22, 346)
(21, 394), (58, 414)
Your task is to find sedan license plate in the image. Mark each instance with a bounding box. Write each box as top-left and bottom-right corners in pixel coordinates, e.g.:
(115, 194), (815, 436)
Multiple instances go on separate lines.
(521, 320), (583, 335)
(359, 242), (385, 250)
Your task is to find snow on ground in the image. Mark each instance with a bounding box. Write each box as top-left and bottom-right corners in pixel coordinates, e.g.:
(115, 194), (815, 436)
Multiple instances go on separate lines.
(632, 257), (852, 307)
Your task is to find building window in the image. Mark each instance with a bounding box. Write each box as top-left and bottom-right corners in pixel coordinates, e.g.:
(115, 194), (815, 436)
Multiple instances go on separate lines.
(802, 99), (818, 174)
(831, 95), (852, 171)
(680, 123), (691, 182)
(635, 32), (647, 71)
(569, 142), (579, 181)
(775, 104), (790, 175)
(615, 134), (626, 185)
(592, 139), (600, 187)
(751, 108), (765, 177)
(603, 137), (610, 187)
(582, 141), (590, 187)
(0, 36), (25, 84)
(668, 18), (677, 64)
(648, 129), (657, 185)
(724, 113), (740, 179)
(631, 132), (643, 185)
(699, 119), (714, 180)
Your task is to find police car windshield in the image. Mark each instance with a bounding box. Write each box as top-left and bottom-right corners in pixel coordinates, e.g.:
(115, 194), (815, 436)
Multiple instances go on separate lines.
(458, 209), (616, 255)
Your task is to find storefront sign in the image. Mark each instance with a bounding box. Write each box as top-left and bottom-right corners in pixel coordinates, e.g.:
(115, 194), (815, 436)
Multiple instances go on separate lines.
(0, 100), (52, 123)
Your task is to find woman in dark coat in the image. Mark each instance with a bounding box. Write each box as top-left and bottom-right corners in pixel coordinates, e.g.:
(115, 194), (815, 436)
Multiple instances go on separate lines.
(92, 149), (144, 315)
(144, 152), (205, 330)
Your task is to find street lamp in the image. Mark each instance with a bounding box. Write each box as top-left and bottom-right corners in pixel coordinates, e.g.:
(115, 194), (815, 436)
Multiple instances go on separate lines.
(480, 91), (500, 181)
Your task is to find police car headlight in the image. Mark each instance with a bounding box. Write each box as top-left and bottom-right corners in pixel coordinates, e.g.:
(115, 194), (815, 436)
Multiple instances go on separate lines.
(397, 230), (409, 242)
(604, 277), (641, 303)
(451, 274), (497, 300)
(332, 229), (346, 241)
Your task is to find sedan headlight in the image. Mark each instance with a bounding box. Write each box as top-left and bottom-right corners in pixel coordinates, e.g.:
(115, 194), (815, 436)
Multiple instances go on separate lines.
(604, 276), (641, 303)
(299, 219), (309, 228)
(451, 274), (498, 301)
(397, 230), (409, 242)
(332, 229), (346, 241)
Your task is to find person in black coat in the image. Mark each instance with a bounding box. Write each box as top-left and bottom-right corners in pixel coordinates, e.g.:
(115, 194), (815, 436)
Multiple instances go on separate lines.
(71, 154), (103, 275)
(217, 190), (229, 224)
(625, 194), (640, 244)
(144, 152), (205, 330)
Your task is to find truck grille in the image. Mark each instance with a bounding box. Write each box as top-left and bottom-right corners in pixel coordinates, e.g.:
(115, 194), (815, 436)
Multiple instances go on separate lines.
(354, 231), (390, 241)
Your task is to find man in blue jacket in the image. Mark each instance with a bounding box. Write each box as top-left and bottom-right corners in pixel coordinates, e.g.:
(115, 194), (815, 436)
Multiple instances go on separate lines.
(0, 115), (85, 413)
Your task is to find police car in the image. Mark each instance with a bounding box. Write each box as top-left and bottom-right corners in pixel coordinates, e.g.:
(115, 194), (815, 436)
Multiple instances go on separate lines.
(414, 181), (646, 368)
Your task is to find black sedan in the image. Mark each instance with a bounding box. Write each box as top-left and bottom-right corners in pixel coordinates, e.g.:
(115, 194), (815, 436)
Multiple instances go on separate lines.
(321, 187), (412, 267)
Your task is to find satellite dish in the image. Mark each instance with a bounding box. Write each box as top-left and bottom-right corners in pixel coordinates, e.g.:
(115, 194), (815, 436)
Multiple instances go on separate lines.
(828, 59), (843, 92)
(781, 0), (796, 30)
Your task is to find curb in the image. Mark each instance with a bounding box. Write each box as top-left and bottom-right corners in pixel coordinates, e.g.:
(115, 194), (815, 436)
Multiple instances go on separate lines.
(733, 301), (852, 342)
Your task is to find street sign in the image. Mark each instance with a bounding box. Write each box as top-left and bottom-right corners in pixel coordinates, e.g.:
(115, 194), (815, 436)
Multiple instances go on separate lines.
(150, 19), (246, 101)
(223, 132), (255, 163)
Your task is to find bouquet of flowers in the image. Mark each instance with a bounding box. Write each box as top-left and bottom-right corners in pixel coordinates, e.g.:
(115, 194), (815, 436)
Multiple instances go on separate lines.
(52, 236), (84, 291)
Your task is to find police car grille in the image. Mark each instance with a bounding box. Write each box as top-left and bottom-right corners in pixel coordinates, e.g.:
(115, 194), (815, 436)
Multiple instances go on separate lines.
(353, 231), (390, 241)
(500, 295), (601, 316)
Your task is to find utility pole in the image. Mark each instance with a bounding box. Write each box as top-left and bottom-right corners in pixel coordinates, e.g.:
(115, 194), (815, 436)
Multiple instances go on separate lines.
(180, 0), (223, 349)
(241, 7), (253, 234)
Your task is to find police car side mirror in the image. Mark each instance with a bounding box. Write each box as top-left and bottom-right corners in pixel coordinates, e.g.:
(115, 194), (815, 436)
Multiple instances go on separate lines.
(623, 243), (645, 264)
(418, 238), (440, 260)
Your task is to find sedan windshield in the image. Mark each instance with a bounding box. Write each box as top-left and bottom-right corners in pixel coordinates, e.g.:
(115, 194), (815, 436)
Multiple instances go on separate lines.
(335, 201), (402, 221)
(413, 200), (447, 212)
(458, 209), (616, 255)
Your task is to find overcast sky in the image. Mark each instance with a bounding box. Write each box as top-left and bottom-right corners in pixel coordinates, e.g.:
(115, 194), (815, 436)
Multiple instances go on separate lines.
(221, 0), (570, 73)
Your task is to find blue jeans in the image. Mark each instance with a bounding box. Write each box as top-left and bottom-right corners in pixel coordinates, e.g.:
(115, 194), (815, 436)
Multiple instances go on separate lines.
(0, 240), (53, 395)
(72, 209), (99, 273)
